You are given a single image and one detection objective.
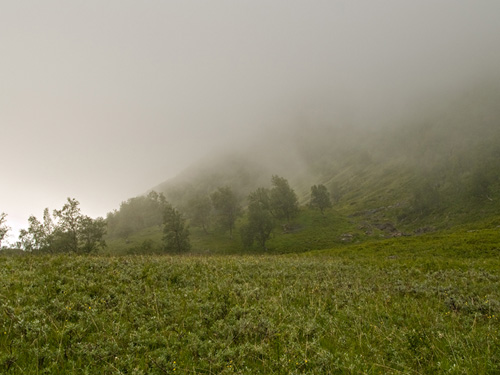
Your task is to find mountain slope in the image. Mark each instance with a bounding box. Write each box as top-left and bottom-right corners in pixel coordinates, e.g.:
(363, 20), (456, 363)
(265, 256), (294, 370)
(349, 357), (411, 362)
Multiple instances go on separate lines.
(159, 86), (500, 217)
(105, 85), (500, 253)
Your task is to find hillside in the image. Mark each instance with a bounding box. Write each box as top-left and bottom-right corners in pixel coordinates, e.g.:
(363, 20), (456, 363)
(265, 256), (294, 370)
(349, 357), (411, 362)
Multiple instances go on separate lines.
(105, 85), (500, 254)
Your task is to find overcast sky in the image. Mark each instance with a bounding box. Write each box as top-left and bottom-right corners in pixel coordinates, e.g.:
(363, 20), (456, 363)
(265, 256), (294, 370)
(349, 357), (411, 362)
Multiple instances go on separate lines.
(2, 1), (500, 242)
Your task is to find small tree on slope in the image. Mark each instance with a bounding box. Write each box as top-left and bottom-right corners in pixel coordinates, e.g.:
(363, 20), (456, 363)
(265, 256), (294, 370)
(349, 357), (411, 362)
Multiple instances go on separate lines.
(163, 204), (190, 253)
(310, 184), (332, 216)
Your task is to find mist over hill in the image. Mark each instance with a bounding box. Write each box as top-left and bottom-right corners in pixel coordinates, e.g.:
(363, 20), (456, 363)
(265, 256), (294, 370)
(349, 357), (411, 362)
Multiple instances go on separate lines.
(104, 83), (500, 253)
(152, 84), (500, 218)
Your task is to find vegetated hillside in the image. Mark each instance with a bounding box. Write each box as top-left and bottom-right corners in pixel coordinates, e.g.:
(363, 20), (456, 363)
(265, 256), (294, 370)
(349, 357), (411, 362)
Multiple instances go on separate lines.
(160, 86), (500, 219)
(105, 85), (500, 254)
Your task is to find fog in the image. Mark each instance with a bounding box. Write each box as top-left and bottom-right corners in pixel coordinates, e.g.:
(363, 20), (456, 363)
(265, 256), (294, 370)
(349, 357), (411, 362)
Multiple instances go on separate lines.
(2, 1), (500, 243)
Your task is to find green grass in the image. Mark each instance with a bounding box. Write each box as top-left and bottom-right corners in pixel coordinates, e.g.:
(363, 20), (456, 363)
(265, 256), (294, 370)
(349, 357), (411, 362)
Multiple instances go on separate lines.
(263, 208), (360, 253)
(309, 224), (500, 262)
(2, 229), (500, 374)
(105, 208), (363, 256)
(103, 226), (164, 256)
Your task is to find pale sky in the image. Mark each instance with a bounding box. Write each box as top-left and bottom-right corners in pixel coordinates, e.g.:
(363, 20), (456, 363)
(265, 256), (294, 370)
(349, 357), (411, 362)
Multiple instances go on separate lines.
(2, 1), (500, 243)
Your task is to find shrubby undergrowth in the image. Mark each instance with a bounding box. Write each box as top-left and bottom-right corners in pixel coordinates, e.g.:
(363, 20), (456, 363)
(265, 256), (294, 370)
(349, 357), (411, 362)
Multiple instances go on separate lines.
(1, 241), (499, 374)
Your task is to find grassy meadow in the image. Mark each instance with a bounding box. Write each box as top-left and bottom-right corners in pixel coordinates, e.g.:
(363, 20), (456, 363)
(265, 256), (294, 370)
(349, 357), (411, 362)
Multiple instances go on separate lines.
(2, 228), (500, 374)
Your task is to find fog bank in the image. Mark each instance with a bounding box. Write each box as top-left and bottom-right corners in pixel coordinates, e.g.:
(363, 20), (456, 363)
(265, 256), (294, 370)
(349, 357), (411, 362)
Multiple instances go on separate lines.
(2, 1), (500, 242)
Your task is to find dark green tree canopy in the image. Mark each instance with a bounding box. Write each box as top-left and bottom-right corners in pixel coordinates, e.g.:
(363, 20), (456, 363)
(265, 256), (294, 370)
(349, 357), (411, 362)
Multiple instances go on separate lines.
(248, 187), (271, 210)
(241, 188), (274, 250)
(163, 204), (190, 253)
(211, 186), (242, 238)
(106, 191), (166, 238)
(186, 195), (213, 233)
(269, 175), (299, 222)
(310, 184), (332, 215)
(18, 198), (107, 253)
(53, 198), (81, 252)
(78, 216), (107, 253)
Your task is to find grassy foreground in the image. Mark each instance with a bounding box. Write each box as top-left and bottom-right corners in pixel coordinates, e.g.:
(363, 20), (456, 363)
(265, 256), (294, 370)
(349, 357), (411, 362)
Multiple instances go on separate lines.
(1, 236), (500, 374)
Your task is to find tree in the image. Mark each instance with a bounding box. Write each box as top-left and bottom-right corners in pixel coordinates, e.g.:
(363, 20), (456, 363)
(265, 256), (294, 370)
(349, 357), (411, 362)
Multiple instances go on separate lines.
(18, 214), (50, 252)
(18, 198), (107, 253)
(310, 184), (332, 215)
(145, 191), (168, 226)
(163, 204), (190, 253)
(78, 216), (107, 253)
(0, 213), (10, 248)
(186, 195), (213, 233)
(241, 188), (274, 250)
(106, 191), (166, 239)
(269, 175), (299, 222)
(53, 198), (81, 252)
(211, 186), (242, 238)
(42, 208), (54, 237)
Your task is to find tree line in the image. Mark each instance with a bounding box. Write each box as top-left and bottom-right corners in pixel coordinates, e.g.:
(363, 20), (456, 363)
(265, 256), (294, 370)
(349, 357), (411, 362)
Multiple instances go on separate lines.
(102, 174), (333, 253)
(2, 175), (332, 254)
(161, 175), (332, 253)
(16, 198), (107, 253)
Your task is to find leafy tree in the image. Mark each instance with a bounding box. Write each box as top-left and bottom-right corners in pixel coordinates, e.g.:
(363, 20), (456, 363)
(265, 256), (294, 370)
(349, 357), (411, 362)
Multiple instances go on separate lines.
(42, 208), (54, 236)
(163, 204), (190, 253)
(211, 186), (242, 238)
(186, 195), (213, 233)
(78, 216), (107, 253)
(145, 191), (167, 225)
(18, 198), (106, 253)
(310, 184), (332, 215)
(241, 188), (274, 250)
(0, 212), (10, 247)
(269, 175), (299, 222)
(18, 214), (51, 252)
(50, 228), (76, 253)
(53, 198), (81, 252)
(106, 191), (166, 238)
